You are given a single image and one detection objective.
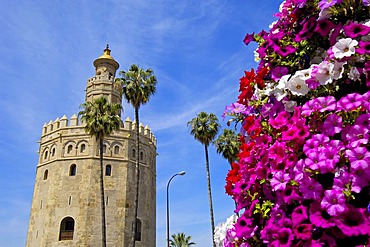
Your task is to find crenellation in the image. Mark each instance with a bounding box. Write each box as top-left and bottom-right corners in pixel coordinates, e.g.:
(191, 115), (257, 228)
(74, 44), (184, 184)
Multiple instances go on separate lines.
(60, 115), (68, 127)
(40, 114), (156, 147)
(70, 114), (78, 126)
(124, 117), (132, 130)
(47, 120), (53, 133)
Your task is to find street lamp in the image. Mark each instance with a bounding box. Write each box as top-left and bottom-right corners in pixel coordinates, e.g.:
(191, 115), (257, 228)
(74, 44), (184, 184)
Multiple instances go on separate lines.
(166, 171), (186, 247)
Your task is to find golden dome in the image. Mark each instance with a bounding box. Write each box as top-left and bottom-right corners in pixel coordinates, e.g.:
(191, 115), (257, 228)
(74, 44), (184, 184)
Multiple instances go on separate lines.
(93, 44), (119, 70)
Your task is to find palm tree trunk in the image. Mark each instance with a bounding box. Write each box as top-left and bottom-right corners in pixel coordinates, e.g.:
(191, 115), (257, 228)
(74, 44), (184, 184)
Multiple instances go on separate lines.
(99, 139), (107, 247)
(204, 144), (216, 247)
(131, 107), (140, 247)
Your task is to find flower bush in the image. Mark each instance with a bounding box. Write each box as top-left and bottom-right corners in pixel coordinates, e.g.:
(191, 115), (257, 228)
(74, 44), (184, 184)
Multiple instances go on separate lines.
(222, 0), (370, 246)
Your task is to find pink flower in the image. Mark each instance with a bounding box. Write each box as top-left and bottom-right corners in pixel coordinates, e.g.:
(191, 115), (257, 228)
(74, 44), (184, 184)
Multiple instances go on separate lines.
(293, 223), (313, 240)
(309, 202), (336, 228)
(335, 205), (370, 236)
(299, 177), (323, 200)
(314, 19), (336, 36)
(321, 189), (346, 216)
(345, 146), (370, 170)
(343, 21), (370, 38)
(322, 113), (342, 136)
(313, 96), (337, 112)
(356, 41), (370, 55)
(270, 171), (290, 191)
(345, 124), (369, 148)
(337, 93), (363, 111)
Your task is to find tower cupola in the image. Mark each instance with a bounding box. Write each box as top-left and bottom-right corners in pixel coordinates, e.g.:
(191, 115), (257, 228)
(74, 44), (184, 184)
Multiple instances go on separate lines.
(85, 45), (122, 111)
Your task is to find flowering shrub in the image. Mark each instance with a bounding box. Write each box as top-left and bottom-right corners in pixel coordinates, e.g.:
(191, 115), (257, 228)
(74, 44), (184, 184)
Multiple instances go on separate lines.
(223, 0), (370, 246)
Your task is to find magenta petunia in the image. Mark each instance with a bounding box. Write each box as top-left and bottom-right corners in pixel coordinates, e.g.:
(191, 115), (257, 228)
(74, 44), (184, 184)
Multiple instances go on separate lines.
(234, 213), (258, 239)
(291, 205), (308, 226)
(314, 19), (336, 36)
(345, 146), (370, 170)
(270, 171), (290, 191)
(356, 40), (370, 55)
(274, 45), (297, 57)
(318, 0), (342, 10)
(323, 113), (342, 136)
(270, 227), (294, 247)
(335, 205), (370, 236)
(313, 96), (337, 112)
(243, 32), (255, 45)
(345, 124), (369, 148)
(343, 21), (370, 38)
(271, 66), (289, 82)
(299, 177), (323, 200)
(337, 93), (363, 111)
(321, 189), (346, 216)
(293, 223), (313, 240)
(309, 202), (336, 228)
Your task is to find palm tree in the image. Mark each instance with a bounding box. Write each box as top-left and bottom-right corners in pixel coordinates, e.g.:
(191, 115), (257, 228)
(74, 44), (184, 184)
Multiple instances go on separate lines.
(187, 112), (220, 247)
(170, 233), (195, 247)
(78, 96), (121, 247)
(214, 129), (241, 164)
(115, 64), (157, 247)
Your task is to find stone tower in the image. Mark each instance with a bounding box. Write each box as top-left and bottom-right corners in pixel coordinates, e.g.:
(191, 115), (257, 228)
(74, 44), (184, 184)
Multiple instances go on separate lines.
(26, 46), (156, 247)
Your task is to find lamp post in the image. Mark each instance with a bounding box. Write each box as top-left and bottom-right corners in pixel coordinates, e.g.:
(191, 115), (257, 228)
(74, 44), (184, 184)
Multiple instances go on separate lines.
(166, 171), (186, 247)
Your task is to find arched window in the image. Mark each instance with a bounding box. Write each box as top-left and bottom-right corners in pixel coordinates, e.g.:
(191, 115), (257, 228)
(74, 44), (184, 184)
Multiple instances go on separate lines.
(69, 164), (76, 176)
(105, 165), (112, 176)
(59, 217), (75, 241)
(114, 145), (120, 154)
(67, 145), (73, 154)
(135, 218), (142, 241)
(103, 144), (107, 154)
(51, 147), (56, 157)
(43, 170), (48, 180)
(44, 151), (48, 160)
(132, 149), (136, 158)
(80, 143), (86, 153)
(140, 151), (144, 161)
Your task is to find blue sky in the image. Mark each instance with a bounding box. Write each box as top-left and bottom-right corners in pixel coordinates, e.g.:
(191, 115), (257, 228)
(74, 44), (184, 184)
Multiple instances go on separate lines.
(0, 1), (281, 246)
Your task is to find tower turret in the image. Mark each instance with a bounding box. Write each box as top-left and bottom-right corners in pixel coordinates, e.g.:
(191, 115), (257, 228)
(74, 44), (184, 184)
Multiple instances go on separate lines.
(85, 45), (122, 114)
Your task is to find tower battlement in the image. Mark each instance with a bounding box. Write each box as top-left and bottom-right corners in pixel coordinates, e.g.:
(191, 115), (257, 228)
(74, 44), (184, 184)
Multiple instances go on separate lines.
(41, 115), (156, 144)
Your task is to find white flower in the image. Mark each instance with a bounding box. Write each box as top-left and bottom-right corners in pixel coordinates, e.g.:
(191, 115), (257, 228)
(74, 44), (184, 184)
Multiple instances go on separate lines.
(349, 67), (361, 81)
(332, 38), (358, 59)
(286, 75), (310, 96)
(214, 215), (238, 247)
(273, 74), (290, 101)
(295, 68), (312, 81)
(254, 50), (260, 62)
(283, 100), (297, 112)
(314, 61), (334, 85)
(332, 61), (346, 80)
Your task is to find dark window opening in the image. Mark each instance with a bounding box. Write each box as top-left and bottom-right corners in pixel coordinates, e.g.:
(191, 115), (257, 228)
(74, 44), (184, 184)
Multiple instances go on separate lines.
(132, 149), (136, 158)
(103, 144), (107, 154)
(69, 164), (76, 176)
(67, 145), (73, 154)
(140, 151), (144, 161)
(51, 148), (56, 157)
(105, 165), (112, 176)
(80, 144), (86, 153)
(59, 217), (75, 241)
(135, 218), (142, 241)
(114, 145), (119, 154)
(43, 170), (48, 180)
(44, 151), (48, 160)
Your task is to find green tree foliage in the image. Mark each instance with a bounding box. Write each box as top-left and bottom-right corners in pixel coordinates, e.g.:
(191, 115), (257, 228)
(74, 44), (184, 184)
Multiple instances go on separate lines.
(214, 129), (241, 164)
(170, 232), (195, 247)
(78, 96), (121, 247)
(187, 112), (220, 247)
(115, 64), (157, 247)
